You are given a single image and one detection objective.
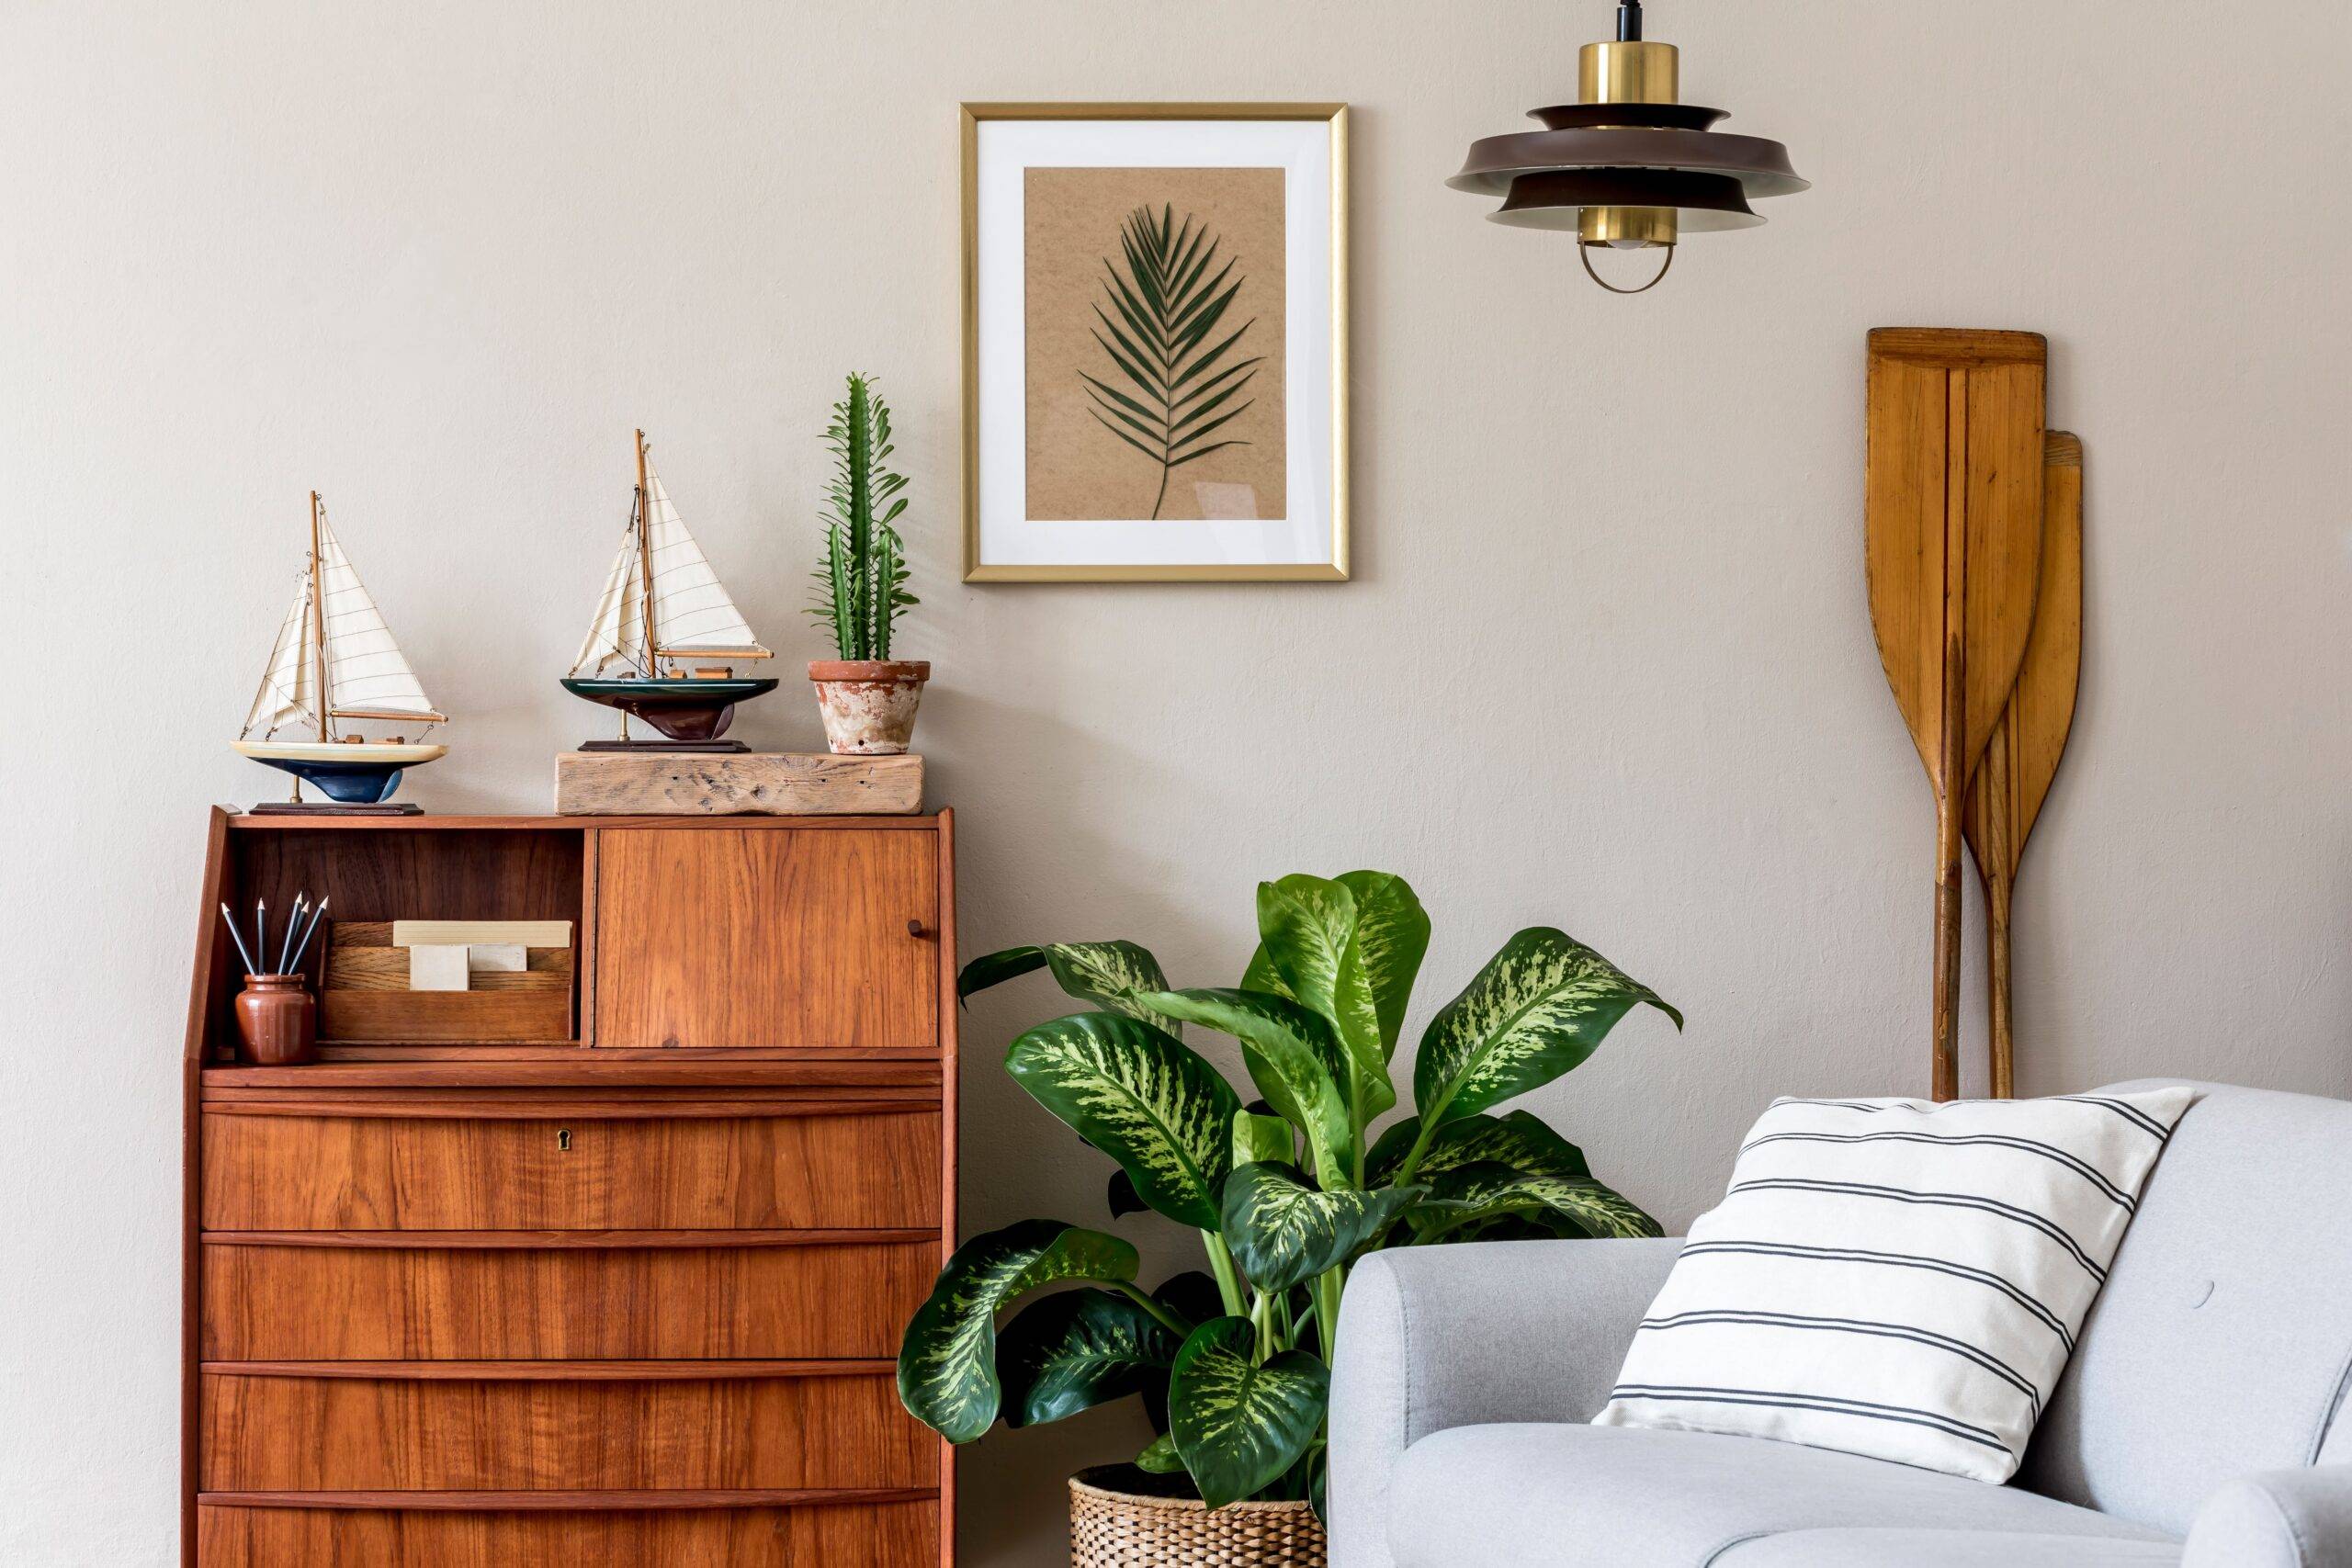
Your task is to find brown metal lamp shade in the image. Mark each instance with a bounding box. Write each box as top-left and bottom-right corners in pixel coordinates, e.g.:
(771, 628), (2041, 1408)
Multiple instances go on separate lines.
(1450, 0), (1807, 292)
(1491, 169), (1763, 233)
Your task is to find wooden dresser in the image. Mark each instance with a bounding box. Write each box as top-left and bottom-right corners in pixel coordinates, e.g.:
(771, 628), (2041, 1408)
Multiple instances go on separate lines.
(181, 810), (956, 1567)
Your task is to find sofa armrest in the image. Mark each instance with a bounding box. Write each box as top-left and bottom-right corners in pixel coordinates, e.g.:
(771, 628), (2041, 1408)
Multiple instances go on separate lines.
(2184, 1467), (2352, 1568)
(1327, 1236), (1680, 1568)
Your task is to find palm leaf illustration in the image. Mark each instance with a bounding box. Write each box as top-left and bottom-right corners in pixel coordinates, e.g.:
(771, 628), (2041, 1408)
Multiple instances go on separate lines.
(1081, 205), (1261, 520)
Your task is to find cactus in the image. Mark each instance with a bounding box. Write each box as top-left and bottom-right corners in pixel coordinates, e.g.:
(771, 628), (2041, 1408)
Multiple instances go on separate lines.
(808, 373), (916, 660)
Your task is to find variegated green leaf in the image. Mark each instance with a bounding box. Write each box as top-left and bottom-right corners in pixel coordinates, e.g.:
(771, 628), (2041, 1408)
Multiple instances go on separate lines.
(1136, 1429), (1185, 1473)
(1154, 1269), (1225, 1331)
(1006, 1012), (1241, 1228)
(1231, 1110), (1293, 1168)
(957, 941), (1179, 1031)
(997, 1286), (1182, 1428)
(1332, 870), (1430, 1060)
(1412, 928), (1680, 1128)
(957, 944), (1046, 1000)
(1144, 987), (1351, 1189)
(1169, 1316), (1331, 1509)
(1257, 874), (1394, 1119)
(1363, 1115), (1421, 1181)
(1239, 942), (1295, 1000)
(1040, 941), (1180, 1030)
(898, 1220), (1139, 1443)
(1414, 1162), (1662, 1240)
(1221, 1162), (1426, 1293)
(1368, 1110), (1591, 1186)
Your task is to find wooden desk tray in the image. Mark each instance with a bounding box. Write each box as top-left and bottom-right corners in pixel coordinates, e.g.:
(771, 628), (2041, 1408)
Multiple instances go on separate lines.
(321, 922), (575, 1043)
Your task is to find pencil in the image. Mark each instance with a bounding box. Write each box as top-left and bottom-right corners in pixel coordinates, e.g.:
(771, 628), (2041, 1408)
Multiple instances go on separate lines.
(289, 897), (331, 972)
(219, 903), (259, 975)
(278, 894), (306, 973)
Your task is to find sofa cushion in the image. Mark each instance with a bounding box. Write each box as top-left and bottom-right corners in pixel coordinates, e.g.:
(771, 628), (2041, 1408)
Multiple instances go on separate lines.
(2019, 1082), (2352, 1536)
(1713, 1528), (2181, 1566)
(1387, 1423), (2172, 1568)
(1594, 1088), (2193, 1481)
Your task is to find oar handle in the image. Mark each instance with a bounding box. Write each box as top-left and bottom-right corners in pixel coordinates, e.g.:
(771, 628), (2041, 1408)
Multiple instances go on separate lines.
(1933, 798), (1964, 1102)
(1932, 630), (1966, 1102)
(1986, 871), (2015, 1099)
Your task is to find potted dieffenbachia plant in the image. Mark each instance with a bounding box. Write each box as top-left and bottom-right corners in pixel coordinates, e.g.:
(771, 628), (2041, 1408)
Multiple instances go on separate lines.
(898, 871), (1679, 1561)
(806, 372), (924, 754)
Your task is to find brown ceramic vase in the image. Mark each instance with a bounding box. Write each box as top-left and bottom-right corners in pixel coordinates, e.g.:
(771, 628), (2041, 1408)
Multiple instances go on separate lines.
(808, 660), (929, 755)
(234, 974), (318, 1066)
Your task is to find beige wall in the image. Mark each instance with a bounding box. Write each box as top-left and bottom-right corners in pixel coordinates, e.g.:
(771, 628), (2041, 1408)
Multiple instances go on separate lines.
(4, 1), (2348, 1562)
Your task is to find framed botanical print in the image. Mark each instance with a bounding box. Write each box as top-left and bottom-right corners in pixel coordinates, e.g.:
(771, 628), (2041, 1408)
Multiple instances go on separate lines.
(961, 103), (1349, 581)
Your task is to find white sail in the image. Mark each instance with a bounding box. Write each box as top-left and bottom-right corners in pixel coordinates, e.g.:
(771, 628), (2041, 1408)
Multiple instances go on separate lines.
(642, 457), (768, 656)
(242, 570), (320, 738)
(316, 511), (444, 721)
(570, 513), (651, 678)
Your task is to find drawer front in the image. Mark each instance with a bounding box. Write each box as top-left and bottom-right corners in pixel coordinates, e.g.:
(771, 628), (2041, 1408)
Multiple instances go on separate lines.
(201, 1240), (935, 1360)
(198, 1499), (937, 1568)
(201, 1367), (934, 1491)
(202, 1111), (943, 1231)
(592, 828), (940, 1049)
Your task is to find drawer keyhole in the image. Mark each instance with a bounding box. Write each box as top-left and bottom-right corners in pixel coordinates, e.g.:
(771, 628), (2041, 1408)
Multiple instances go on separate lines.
(556, 1128), (572, 1153)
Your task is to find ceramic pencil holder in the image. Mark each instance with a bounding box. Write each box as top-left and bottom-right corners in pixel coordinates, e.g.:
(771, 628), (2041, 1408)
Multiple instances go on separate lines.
(234, 974), (317, 1066)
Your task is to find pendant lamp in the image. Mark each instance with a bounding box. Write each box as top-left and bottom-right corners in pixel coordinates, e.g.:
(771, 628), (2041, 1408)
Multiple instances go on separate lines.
(1448, 0), (1807, 293)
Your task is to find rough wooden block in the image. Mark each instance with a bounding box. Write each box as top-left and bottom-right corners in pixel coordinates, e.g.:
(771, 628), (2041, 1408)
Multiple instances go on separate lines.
(554, 750), (924, 817)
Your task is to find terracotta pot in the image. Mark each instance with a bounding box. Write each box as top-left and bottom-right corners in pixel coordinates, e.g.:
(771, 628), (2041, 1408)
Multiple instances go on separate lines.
(1069, 1466), (1326, 1568)
(808, 660), (929, 755)
(234, 974), (317, 1066)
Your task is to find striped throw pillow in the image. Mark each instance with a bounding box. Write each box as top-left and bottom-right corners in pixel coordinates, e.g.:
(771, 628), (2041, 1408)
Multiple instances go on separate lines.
(1593, 1088), (2194, 1482)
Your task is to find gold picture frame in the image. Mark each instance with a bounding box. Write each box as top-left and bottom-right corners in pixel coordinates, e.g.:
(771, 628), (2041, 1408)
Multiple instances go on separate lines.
(961, 102), (1351, 582)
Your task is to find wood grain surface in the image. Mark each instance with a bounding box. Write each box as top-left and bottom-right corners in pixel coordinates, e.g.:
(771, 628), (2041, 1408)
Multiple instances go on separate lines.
(1965, 431), (2084, 1097)
(555, 751), (924, 816)
(196, 1498), (937, 1567)
(202, 1110), (942, 1230)
(325, 944), (570, 991)
(593, 829), (939, 1049)
(201, 1365), (933, 1491)
(1865, 327), (2047, 1099)
(200, 1236), (935, 1359)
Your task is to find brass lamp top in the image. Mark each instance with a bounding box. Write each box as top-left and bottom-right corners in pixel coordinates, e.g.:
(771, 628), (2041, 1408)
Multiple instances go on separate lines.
(1579, 39), (1678, 107)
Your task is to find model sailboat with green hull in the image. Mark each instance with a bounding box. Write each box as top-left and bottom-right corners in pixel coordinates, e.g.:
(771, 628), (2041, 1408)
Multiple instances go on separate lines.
(562, 430), (777, 749)
(234, 491), (447, 807)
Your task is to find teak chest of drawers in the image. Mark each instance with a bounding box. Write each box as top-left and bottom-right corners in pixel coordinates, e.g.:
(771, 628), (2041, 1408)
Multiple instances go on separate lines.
(181, 810), (957, 1567)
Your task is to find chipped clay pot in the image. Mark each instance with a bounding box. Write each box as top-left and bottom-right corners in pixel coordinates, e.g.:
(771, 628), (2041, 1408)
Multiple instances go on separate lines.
(808, 660), (929, 755)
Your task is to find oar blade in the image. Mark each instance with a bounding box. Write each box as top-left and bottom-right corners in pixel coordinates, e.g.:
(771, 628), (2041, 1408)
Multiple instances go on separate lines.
(1966, 432), (2084, 882)
(1864, 329), (2049, 792)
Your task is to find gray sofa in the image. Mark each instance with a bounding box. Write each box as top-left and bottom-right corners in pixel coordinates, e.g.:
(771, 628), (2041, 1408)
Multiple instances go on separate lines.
(1329, 1081), (2352, 1566)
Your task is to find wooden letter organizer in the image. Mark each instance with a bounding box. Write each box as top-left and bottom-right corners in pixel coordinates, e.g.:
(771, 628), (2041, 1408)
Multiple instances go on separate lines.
(181, 810), (959, 1567)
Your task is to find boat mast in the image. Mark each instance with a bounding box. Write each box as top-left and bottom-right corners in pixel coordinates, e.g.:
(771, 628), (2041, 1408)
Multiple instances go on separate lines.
(309, 491), (330, 740)
(635, 429), (656, 675)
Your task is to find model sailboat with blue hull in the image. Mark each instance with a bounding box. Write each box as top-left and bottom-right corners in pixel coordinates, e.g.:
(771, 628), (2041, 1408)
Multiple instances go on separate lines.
(234, 491), (447, 809)
(561, 430), (777, 750)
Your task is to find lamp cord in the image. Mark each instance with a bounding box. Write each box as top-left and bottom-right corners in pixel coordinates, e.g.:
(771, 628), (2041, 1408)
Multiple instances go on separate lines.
(1578, 241), (1674, 294)
(1618, 0), (1644, 41)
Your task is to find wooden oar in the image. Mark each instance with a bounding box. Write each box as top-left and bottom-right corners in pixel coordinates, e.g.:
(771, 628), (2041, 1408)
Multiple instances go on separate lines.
(1865, 329), (2047, 1100)
(1964, 432), (2083, 1098)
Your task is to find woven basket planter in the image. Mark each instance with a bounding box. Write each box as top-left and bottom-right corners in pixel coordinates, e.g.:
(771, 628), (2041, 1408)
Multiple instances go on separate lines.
(1069, 1466), (1327, 1568)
